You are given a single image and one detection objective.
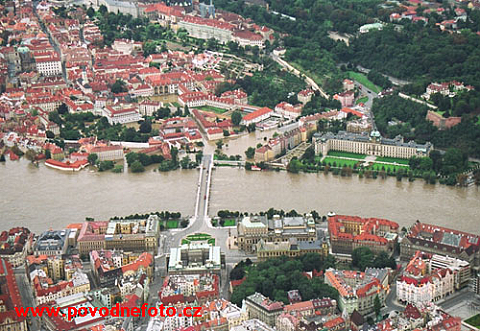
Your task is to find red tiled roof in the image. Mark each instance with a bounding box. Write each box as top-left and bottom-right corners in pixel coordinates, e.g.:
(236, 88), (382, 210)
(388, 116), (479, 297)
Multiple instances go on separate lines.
(242, 107), (273, 121)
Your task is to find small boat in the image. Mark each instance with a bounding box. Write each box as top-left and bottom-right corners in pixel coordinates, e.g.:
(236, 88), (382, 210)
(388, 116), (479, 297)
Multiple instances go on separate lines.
(251, 165), (261, 171)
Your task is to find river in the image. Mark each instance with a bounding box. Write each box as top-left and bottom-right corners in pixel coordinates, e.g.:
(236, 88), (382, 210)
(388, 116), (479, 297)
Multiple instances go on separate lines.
(1, 158), (479, 235)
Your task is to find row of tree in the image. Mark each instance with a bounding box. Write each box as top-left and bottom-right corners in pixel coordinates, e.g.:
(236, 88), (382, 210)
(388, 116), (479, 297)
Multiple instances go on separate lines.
(230, 253), (338, 306)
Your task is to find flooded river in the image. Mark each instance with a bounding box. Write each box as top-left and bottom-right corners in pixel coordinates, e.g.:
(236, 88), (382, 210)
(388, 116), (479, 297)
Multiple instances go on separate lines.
(1, 158), (479, 234)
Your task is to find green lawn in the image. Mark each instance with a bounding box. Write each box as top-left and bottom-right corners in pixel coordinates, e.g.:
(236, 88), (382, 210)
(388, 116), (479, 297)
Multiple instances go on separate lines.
(435, 110), (446, 117)
(171, 102), (181, 108)
(166, 220), (179, 229)
(369, 163), (409, 172)
(347, 71), (381, 93)
(328, 151), (366, 159)
(375, 156), (410, 165)
(222, 219), (236, 227)
(323, 157), (363, 168)
(476, 116), (480, 126)
(356, 96), (368, 105)
(182, 233), (216, 245)
(195, 105), (228, 114)
(465, 314), (480, 328)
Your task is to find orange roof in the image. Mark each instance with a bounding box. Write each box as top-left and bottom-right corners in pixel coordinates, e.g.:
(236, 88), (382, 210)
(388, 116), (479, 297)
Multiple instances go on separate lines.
(242, 107), (273, 121)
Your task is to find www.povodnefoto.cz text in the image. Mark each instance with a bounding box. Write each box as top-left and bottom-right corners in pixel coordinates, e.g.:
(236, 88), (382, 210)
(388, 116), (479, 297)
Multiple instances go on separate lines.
(14, 303), (202, 320)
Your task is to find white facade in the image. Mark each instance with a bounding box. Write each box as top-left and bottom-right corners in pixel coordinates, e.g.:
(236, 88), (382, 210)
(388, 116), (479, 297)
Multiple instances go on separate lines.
(36, 59), (62, 76)
(396, 269), (455, 305)
(178, 20), (233, 44)
(139, 101), (162, 116)
(103, 107), (142, 125)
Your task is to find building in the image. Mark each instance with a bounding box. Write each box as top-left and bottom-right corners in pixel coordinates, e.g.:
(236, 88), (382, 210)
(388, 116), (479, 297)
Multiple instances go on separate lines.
(400, 221), (480, 268)
(313, 131), (433, 159)
(474, 274), (480, 294)
(167, 242), (224, 275)
(237, 215), (317, 253)
(324, 268), (389, 315)
(34, 229), (71, 256)
(178, 16), (234, 44)
(359, 23), (383, 33)
(328, 214), (399, 255)
(396, 251), (455, 305)
(39, 293), (106, 331)
(139, 100), (162, 117)
(343, 79), (355, 91)
(335, 90), (354, 107)
(297, 89), (315, 104)
(0, 227), (33, 267)
(90, 250), (154, 288)
(27, 255), (91, 305)
(102, 106), (142, 125)
(274, 102), (303, 119)
(77, 216), (160, 255)
(0, 259), (27, 331)
(256, 237), (328, 261)
(89, 145), (124, 161)
(245, 292), (284, 326)
(159, 273), (219, 305)
(231, 319), (276, 331)
(429, 254), (471, 289)
(35, 54), (62, 76)
(241, 107), (274, 126)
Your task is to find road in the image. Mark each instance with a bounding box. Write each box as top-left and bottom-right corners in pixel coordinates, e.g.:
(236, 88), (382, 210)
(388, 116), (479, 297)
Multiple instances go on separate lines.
(14, 267), (43, 330)
(270, 53), (329, 99)
(356, 65), (411, 87)
(353, 80), (379, 131)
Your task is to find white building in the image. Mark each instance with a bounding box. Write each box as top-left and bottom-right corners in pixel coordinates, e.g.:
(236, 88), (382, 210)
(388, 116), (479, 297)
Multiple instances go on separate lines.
(139, 100), (162, 117)
(178, 16), (234, 44)
(35, 56), (62, 76)
(103, 106), (142, 125)
(313, 131), (433, 159)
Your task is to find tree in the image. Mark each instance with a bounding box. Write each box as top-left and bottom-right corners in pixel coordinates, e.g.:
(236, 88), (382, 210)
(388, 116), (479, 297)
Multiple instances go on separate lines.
(88, 153), (98, 165)
(231, 110), (243, 126)
(245, 147), (255, 159)
(46, 130), (55, 139)
(351, 247), (374, 271)
(374, 295), (381, 317)
(87, 6), (95, 18)
(111, 79), (127, 94)
(139, 120), (152, 133)
(287, 159), (302, 173)
(25, 149), (36, 163)
(216, 140), (224, 150)
(131, 160), (145, 173)
(57, 103), (68, 115)
(195, 151), (203, 164)
(184, 105), (190, 116)
(45, 149), (52, 159)
(98, 160), (114, 172)
(180, 156), (190, 169)
(125, 152), (139, 166)
(143, 41), (157, 57)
